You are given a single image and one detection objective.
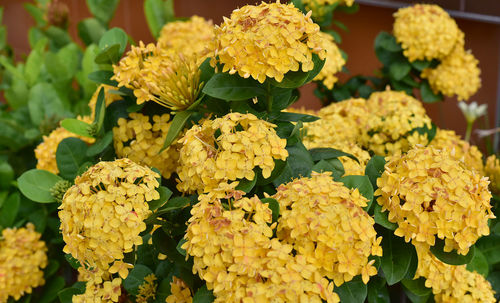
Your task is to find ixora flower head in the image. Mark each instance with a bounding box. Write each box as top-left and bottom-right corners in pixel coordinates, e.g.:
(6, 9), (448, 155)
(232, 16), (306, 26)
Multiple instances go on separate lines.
(113, 42), (203, 111)
(485, 155), (500, 194)
(302, 0), (355, 20)
(0, 223), (47, 303)
(157, 15), (215, 61)
(421, 47), (481, 101)
(314, 31), (345, 89)
(165, 277), (192, 303)
(213, 1), (326, 83)
(375, 146), (494, 255)
(113, 113), (180, 178)
(274, 172), (382, 286)
(393, 4), (462, 62)
(176, 112), (288, 193)
(414, 243), (495, 303)
(34, 116), (95, 174)
(59, 158), (160, 278)
(183, 185), (340, 302)
(361, 90), (432, 156)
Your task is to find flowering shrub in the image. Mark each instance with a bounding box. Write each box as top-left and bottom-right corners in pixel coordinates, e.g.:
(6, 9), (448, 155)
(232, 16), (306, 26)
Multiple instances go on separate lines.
(0, 0), (498, 303)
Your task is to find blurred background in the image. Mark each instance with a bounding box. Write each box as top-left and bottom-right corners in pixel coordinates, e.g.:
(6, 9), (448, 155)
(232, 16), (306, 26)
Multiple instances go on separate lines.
(2, 0), (500, 144)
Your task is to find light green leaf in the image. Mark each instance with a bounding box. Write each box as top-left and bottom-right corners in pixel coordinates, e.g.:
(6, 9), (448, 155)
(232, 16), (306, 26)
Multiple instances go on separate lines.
(17, 169), (62, 203)
(61, 119), (94, 138)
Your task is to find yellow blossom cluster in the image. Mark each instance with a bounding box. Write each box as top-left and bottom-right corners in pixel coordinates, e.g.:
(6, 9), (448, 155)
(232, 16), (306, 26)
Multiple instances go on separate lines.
(136, 274), (157, 303)
(183, 184), (340, 302)
(375, 146), (494, 255)
(165, 277), (192, 303)
(113, 113), (180, 178)
(0, 223), (47, 303)
(73, 270), (122, 303)
(302, 0), (355, 21)
(34, 115), (95, 174)
(274, 172), (382, 285)
(421, 47), (481, 101)
(429, 129), (484, 173)
(176, 112), (288, 193)
(212, 1), (326, 83)
(485, 155), (500, 194)
(113, 42), (202, 111)
(414, 243), (496, 303)
(59, 158), (160, 287)
(361, 90), (431, 155)
(314, 31), (345, 89)
(157, 16), (215, 62)
(88, 84), (122, 119)
(393, 4), (462, 62)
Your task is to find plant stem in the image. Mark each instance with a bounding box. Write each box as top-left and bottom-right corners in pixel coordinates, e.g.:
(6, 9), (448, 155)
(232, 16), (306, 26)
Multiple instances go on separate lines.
(465, 121), (473, 142)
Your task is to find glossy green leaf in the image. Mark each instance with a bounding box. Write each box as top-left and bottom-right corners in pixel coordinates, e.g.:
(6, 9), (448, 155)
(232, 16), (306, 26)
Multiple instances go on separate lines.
(86, 131), (113, 156)
(365, 155), (386, 188)
(152, 228), (187, 265)
(94, 86), (106, 133)
(149, 186), (173, 211)
(58, 286), (85, 303)
(95, 44), (121, 64)
(374, 204), (397, 230)
(389, 60), (411, 81)
(381, 230), (417, 285)
(123, 264), (154, 296)
(310, 147), (359, 163)
(162, 111), (193, 150)
(97, 28), (128, 61)
(17, 169), (63, 203)
(193, 285), (215, 303)
(401, 277), (432, 297)
(411, 60), (432, 71)
(367, 276), (390, 303)
(56, 138), (89, 181)
(0, 193), (20, 228)
(261, 198), (280, 223)
(285, 142), (313, 179)
(430, 238), (475, 266)
(312, 159), (344, 180)
(61, 118), (94, 138)
(236, 177), (257, 193)
(39, 276), (65, 303)
(340, 175), (374, 209)
(336, 277), (367, 303)
(88, 70), (118, 86)
(374, 32), (402, 52)
(476, 235), (500, 265)
(202, 73), (266, 101)
(274, 112), (319, 122)
(86, 0), (120, 24)
(420, 80), (443, 103)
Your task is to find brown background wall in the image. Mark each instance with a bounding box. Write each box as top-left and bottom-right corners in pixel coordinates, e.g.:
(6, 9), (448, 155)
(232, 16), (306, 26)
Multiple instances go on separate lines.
(2, 0), (500, 143)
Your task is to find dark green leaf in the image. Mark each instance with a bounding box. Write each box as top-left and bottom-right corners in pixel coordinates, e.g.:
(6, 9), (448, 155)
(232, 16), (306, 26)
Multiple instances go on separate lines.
(17, 169), (62, 203)
(367, 276), (390, 303)
(274, 112), (319, 122)
(374, 32), (402, 52)
(335, 277), (367, 303)
(193, 285), (215, 303)
(86, 131), (113, 156)
(44, 260), (60, 278)
(199, 57), (215, 84)
(149, 186), (173, 211)
(202, 73), (266, 101)
(430, 238), (475, 266)
(389, 60), (411, 81)
(65, 254), (81, 269)
(94, 86), (106, 133)
(412, 123), (437, 143)
(152, 228), (187, 265)
(123, 264), (154, 296)
(381, 230), (417, 285)
(374, 204), (397, 230)
(420, 81), (443, 103)
(28, 208), (48, 233)
(304, 54), (326, 83)
(476, 235), (500, 265)
(95, 44), (121, 64)
(271, 70), (309, 89)
(176, 239), (187, 257)
(162, 111), (193, 150)
(310, 147), (359, 163)
(236, 177), (257, 193)
(401, 278), (432, 297)
(340, 175), (374, 210)
(0, 193), (20, 228)
(312, 159), (344, 180)
(487, 271), (500, 301)
(61, 119), (94, 138)
(365, 155), (386, 188)
(285, 142), (313, 179)
(88, 70), (118, 86)
(57, 138), (89, 181)
(0, 162), (14, 189)
(261, 197), (280, 223)
(86, 0), (120, 24)
(411, 60), (432, 71)
(58, 287), (85, 303)
(39, 276), (65, 303)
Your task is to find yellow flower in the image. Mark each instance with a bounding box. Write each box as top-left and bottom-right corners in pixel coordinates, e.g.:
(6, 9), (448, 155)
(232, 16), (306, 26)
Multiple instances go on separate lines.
(165, 277), (192, 303)
(274, 172), (382, 286)
(421, 46), (481, 101)
(212, 1), (326, 83)
(361, 90), (431, 156)
(314, 32), (345, 89)
(393, 4), (462, 62)
(108, 260), (134, 279)
(0, 223), (47, 303)
(429, 129), (484, 174)
(59, 158), (160, 277)
(414, 243), (495, 303)
(302, 0), (355, 22)
(485, 154), (500, 194)
(176, 112), (288, 193)
(88, 84), (122, 119)
(73, 277), (122, 303)
(113, 113), (180, 179)
(157, 16), (215, 62)
(137, 274), (157, 303)
(375, 146), (494, 255)
(34, 116), (95, 174)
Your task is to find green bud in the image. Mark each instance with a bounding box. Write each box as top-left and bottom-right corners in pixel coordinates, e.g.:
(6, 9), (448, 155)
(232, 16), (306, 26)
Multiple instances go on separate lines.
(50, 180), (72, 203)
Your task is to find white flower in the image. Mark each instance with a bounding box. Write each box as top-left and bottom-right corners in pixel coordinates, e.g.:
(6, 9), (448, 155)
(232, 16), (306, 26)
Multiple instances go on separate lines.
(458, 101), (487, 124)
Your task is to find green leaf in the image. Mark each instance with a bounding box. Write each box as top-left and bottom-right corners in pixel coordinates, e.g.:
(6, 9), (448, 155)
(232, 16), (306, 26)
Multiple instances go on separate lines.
(430, 238), (475, 266)
(312, 159), (344, 180)
(18, 169), (63, 203)
(39, 276), (65, 303)
(199, 57), (215, 84)
(271, 70), (309, 89)
(44, 260), (60, 278)
(123, 264), (154, 296)
(365, 155), (386, 188)
(340, 175), (374, 209)
(202, 73), (266, 101)
(77, 18), (107, 46)
(381, 230), (417, 285)
(304, 54), (326, 83)
(261, 197), (280, 223)
(367, 276), (390, 303)
(24, 49), (44, 86)
(401, 277), (432, 297)
(95, 44), (121, 64)
(94, 86), (106, 133)
(374, 32), (402, 52)
(88, 70), (118, 86)
(144, 0), (175, 38)
(310, 147), (359, 163)
(335, 277), (367, 303)
(28, 208), (48, 233)
(420, 80), (443, 103)
(97, 27), (128, 62)
(476, 235), (500, 265)
(149, 186), (173, 211)
(152, 228), (187, 265)
(411, 60), (432, 71)
(374, 204), (397, 230)
(86, 0), (120, 24)
(58, 286), (85, 303)
(412, 123), (437, 143)
(193, 285), (215, 303)
(236, 177), (257, 193)
(65, 254), (81, 269)
(86, 131), (113, 156)
(274, 112), (319, 123)
(0, 193), (20, 228)
(28, 83), (70, 126)
(488, 271), (500, 301)
(162, 111), (193, 150)
(56, 138), (89, 181)
(389, 60), (411, 81)
(61, 119), (94, 138)
(0, 162), (14, 189)
(285, 142), (313, 179)
(23, 3), (47, 26)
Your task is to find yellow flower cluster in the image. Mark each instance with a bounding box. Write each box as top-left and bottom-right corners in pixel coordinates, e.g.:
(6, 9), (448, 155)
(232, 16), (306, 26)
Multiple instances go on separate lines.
(183, 184), (340, 302)
(165, 277), (192, 303)
(113, 113), (180, 178)
(73, 273), (122, 303)
(421, 47), (481, 101)
(213, 1), (326, 83)
(302, 0), (355, 21)
(157, 16), (215, 62)
(393, 4), (462, 62)
(375, 146), (494, 255)
(88, 84), (122, 119)
(112, 42), (203, 111)
(429, 129), (484, 174)
(361, 90), (431, 155)
(314, 32), (345, 89)
(0, 223), (47, 303)
(59, 159), (159, 283)
(34, 116), (95, 174)
(137, 274), (157, 303)
(485, 155), (500, 194)
(414, 243), (496, 303)
(274, 172), (382, 285)
(176, 112), (288, 193)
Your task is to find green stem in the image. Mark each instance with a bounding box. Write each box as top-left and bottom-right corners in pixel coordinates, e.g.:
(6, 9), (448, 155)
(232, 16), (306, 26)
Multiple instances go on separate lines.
(266, 81), (273, 113)
(465, 121), (473, 143)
